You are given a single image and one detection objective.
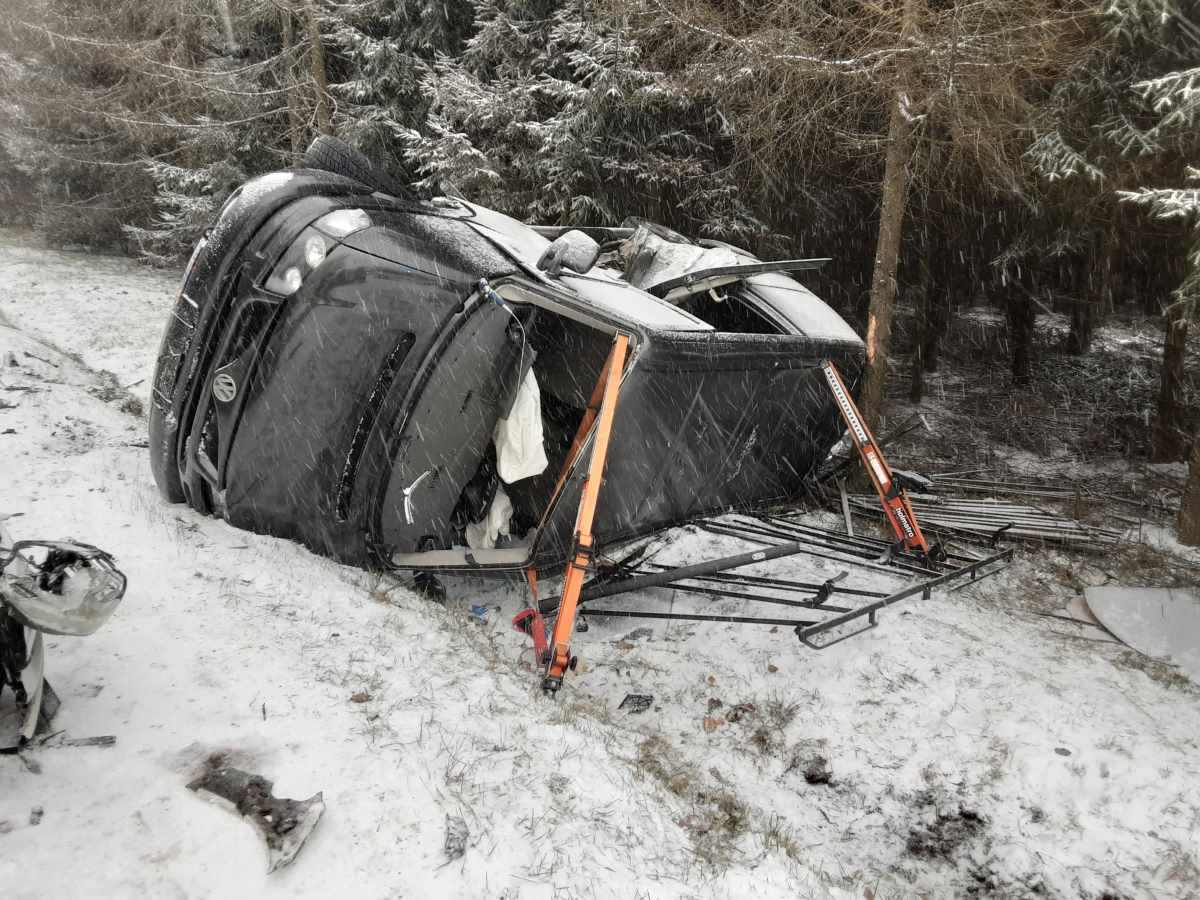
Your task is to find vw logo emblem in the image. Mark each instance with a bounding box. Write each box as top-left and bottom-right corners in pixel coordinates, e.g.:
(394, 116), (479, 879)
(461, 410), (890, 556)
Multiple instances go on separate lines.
(212, 373), (238, 403)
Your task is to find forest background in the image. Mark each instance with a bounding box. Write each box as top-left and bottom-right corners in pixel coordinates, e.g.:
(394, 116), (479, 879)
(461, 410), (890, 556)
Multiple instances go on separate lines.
(1, 0), (1197, 534)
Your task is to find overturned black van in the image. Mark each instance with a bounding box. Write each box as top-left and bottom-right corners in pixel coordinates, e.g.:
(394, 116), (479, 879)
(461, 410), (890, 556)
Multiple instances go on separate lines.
(148, 138), (865, 575)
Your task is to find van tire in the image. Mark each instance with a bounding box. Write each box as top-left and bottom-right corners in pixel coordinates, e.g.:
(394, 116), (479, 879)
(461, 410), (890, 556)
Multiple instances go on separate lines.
(303, 136), (412, 200)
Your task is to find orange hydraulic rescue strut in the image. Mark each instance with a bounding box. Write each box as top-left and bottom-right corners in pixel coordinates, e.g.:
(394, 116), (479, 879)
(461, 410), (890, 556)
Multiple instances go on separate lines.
(513, 333), (630, 695)
(820, 359), (937, 563)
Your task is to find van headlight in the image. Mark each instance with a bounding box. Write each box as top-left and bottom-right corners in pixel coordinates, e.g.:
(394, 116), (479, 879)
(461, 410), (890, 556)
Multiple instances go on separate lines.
(264, 209), (371, 297)
(303, 235), (327, 268)
(265, 226), (332, 296)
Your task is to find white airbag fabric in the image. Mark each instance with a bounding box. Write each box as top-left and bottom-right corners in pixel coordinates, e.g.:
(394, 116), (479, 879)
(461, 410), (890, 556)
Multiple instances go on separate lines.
(494, 368), (548, 484)
(465, 486), (513, 550)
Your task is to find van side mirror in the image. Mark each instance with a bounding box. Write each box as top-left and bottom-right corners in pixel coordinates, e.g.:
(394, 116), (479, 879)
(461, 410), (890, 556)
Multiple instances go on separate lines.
(537, 230), (601, 276)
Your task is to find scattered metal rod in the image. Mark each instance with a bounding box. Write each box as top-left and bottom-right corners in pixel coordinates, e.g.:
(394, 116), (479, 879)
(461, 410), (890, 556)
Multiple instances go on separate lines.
(931, 481), (1078, 500)
(914, 519), (1110, 547)
(932, 474), (1063, 487)
(37, 733), (117, 749)
(904, 513), (1075, 527)
(929, 475), (1157, 513)
(758, 514), (903, 551)
(848, 495), (1121, 547)
(865, 498), (1068, 514)
(916, 521), (1100, 537)
(759, 511), (962, 558)
(728, 515), (896, 554)
(909, 515), (1118, 541)
(696, 521), (922, 578)
(717, 518), (940, 576)
(848, 504), (1016, 548)
(932, 476), (1070, 489)
(908, 512), (1091, 529)
(902, 518), (1094, 532)
(915, 509), (1118, 527)
(907, 496), (1063, 508)
(761, 513), (982, 565)
(904, 516), (1105, 542)
(906, 510), (1069, 521)
(839, 480), (854, 536)
(918, 493), (1061, 502)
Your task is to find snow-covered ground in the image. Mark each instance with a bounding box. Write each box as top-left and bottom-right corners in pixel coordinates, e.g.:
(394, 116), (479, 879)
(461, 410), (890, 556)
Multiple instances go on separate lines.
(1, 230), (1198, 899)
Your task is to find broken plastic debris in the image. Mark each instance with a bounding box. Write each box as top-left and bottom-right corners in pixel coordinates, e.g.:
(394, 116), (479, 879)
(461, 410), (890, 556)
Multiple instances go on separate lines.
(187, 763), (324, 873)
(1084, 587), (1200, 682)
(38, 733), (116, 749)
(618, 693), (653, 714)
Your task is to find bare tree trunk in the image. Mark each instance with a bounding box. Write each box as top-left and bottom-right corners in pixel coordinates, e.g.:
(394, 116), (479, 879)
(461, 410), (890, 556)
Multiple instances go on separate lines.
(214, 0), (240, 54)
(1099, 217), (1120, 316)
(1066, 297), (1093, 355)
(909, 251), (931, 403)
(1067, 224), (1116, 354)
(303, 0), (332, 135)
(1152, 306), (1190, 461)
(279, 6), (304, 162)
(860, 0), (919, 427)
(860, 98), (914, 426)
(1180, 438), (1200, 546)
(923, 243), (952, 374)
(1008, 290), (1035, 387)
(924, 284), (948, 373)
(1068, 216), (1122, 354)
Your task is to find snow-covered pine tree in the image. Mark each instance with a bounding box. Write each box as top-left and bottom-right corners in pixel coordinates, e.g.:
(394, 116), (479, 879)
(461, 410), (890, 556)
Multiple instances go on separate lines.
(637, 0), (1095, 425)
(1101, 1), (1200, 466)
(2, 0), (303, 260)
(404, 0), (761, 237)
(325, 0), (474, 179)
(119, 0), (306, 262)
(1022, 38), (1130, 317)
(1024, 0), (1197, 355)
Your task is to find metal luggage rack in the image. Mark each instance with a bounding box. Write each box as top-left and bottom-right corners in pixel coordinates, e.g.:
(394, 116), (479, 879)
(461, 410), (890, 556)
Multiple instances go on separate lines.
(540, 514), (1014, 650)
(516, 356), (1012, 692)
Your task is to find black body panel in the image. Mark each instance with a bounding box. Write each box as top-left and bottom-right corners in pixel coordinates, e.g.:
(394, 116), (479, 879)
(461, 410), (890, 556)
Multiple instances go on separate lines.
(150, 172), (378, 500)
(530, 333), (864, 569)
(221, 246), (459, 560)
